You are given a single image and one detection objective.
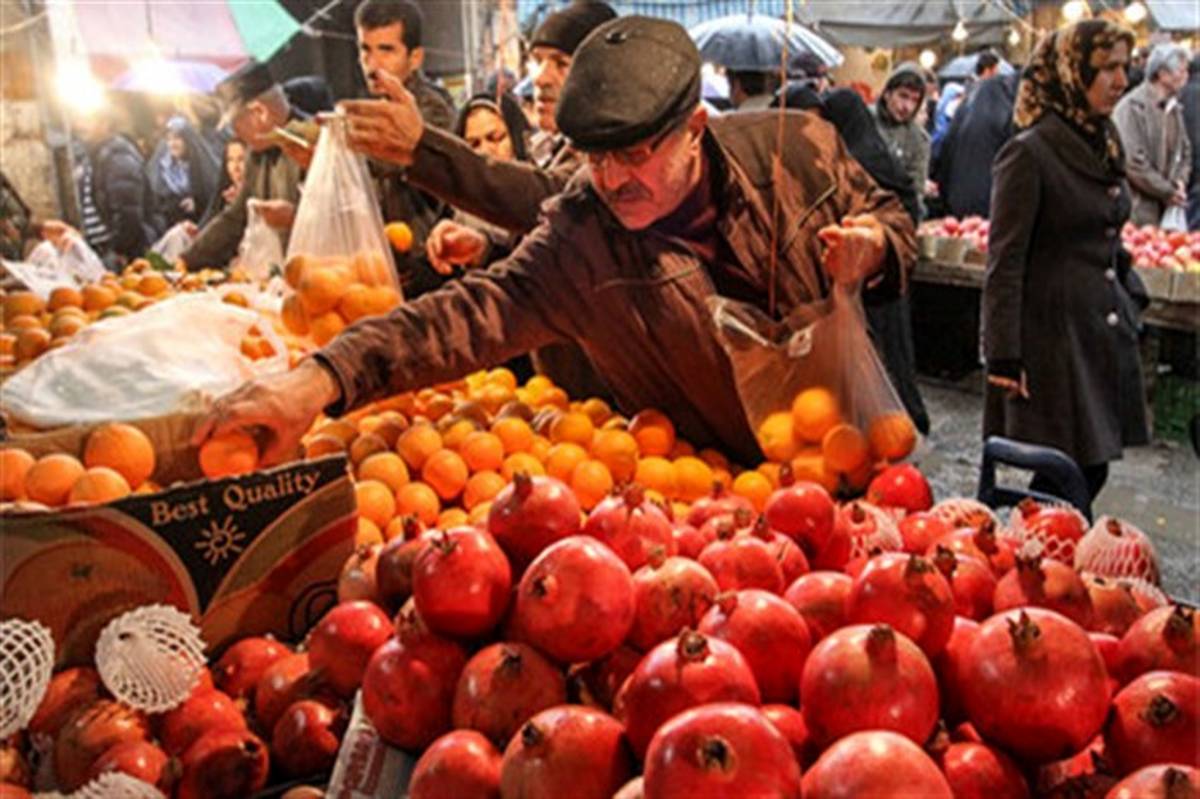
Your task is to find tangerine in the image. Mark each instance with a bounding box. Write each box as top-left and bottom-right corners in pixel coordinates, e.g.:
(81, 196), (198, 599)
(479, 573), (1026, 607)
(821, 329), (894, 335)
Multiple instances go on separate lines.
(25, 453), (86, 507)
(549, 411), (595, 447)
(84, 422), (156, 489)
(571, 459), (613, 510)
(673, 456), (714, 502)
(820, 423), (869, 474)
(357, 452), (409, 493)
(591, 429), (638, 483)
(731, 470), (773, 512)
(491, 417), (534, 454)
(298, 267), (349, 316)
(0, 448), (34, 501)
(355, 479), (397, 528)
(463, 470), (506, 510)
(421, 449), (468, 500)
(757, 411), (800, 462)
(395, 482), (440, 526)
(68, 467), (131, 504)
(634, 456), (676, 498)
(397, 424), (443, 470)
(459, 431), (505, 473)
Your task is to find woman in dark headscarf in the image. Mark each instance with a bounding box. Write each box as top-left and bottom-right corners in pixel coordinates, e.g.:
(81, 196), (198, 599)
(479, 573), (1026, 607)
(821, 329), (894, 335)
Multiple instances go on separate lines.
(147, 115), (220, 231)
(774, 85), (930, 433)
(983, 19), (1147, 502)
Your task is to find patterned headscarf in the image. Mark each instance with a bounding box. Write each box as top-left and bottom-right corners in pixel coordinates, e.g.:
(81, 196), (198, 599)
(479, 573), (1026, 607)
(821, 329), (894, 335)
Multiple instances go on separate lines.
(1013, 19), (1134, 174)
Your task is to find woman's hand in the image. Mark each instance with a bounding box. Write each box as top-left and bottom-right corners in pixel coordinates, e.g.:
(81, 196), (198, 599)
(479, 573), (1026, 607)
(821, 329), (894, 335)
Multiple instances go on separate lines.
(987, 371), (1030, 400)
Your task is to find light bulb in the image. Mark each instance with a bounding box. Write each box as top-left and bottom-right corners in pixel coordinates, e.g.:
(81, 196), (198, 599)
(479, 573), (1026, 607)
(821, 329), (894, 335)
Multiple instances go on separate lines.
(1123, 1), (1148, 24)
(952, 20), (969, 42)
(919, 49), (938, 70)
(1062, 0), (1089, 23)
(1008, 28), (1021, 47)
(57, 62), (105, 116)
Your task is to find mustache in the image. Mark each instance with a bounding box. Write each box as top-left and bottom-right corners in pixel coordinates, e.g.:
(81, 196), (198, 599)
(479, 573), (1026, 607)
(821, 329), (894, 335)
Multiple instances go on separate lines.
(602, 184), (651, 204)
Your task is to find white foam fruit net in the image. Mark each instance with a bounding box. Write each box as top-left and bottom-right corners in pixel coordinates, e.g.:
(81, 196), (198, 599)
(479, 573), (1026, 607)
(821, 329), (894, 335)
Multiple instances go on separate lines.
(95, 605), (206, 713)
(847, 501), (904, 560)
(0, 617), (55, 738)
(1075, 516), (1163, 586)
(1006, 501), (1089, 565)
(69, 772), (166, 799)
(929, 498), (1000, 534)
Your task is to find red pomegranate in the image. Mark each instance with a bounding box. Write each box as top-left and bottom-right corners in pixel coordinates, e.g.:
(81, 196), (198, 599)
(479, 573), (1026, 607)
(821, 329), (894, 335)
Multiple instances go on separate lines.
(512, 536), (635, 663)
(271, 700), (345, 778)
(1105, 671), (1199, 774)
(570, 645), (643, 712)
(412, 527), (512, 638)
(746, 517), (810, 585)
(671, 522), (707, 559)
(899, 512), (951, 554)
(698, 590), (812, 704)
(213, 636), (291, 701)
(992, 554), (1095, 629)
(1034, 735), (1116, 799)
(1090, 632), (1123, 687)
(409, 730), (502, 799)
(847, 552), (956, 656)
(254, 652), (313, 732)
(488, 473), (581, 571)
(931, 521), (1015, 577)
(801, 730), (952, 799)
(761, 704), (814, 769)
(615, 630), (761, 759)
(1116, 604), (1200, 684)
(783, 571), (852, 641)
(307, 600), (393, 697)
(452, 642), (566, 747)
(361, 614), (468, 750)
(54, 700), (150, 791)
(1106, 765), (1199, 799)
(866, 463), (933, 514)
(698, 527), (784, 594)
(28, 667), (102, 737)
(628, 551), (718, 651)
(375, 518), (433, 610)
(933, 616), (981, 724)
(499, 706), (633, 799)
(763, 479), (835, 556)
(159, 687), (246, 756)
(338, 542), (382, 604)
(931, 547), (997, 621)
(696, 507), (755, 550)
(175, 728), (269, 799)
(936, 740), (1030, 799)
(87, 740), (171, 790)
(1074, 517), (1160, 585)
(961, 608), (1110, 763)
(800, 624), (938, 747)
(642, 703), (801, 799)
(687, 482), (755, 528)
(585, 484), (677, 570)
(1013, 498), (1088, 563)
(1084, 575), (1144, 637)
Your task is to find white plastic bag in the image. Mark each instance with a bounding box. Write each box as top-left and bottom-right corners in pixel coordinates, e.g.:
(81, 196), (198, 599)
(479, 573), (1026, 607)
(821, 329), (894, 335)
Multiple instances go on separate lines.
(1161, 205), (1187, 233)
(280, 113), (401, 346)
(0, 293), (287, 428)
(234, 201), (284, 282)
(152, 222), (197, 263)
(6, 235), (107, 297)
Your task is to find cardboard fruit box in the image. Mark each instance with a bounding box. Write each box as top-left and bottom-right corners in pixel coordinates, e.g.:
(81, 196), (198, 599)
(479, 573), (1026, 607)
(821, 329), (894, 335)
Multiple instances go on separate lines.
(0, 414), (357, 665)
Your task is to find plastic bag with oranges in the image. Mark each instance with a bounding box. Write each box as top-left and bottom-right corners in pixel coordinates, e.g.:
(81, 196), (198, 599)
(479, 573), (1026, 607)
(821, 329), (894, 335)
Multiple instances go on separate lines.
(709, 284), (916, 492)
(280, 113), (402, 348)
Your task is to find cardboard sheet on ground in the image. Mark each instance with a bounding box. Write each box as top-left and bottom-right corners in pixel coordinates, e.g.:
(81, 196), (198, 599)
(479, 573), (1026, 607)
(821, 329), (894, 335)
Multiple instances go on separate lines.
(1, 293), (287, 428)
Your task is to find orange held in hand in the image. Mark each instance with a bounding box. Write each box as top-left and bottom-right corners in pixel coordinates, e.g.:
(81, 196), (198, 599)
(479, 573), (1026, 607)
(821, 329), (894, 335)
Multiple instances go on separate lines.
(199, 430), (260, 479)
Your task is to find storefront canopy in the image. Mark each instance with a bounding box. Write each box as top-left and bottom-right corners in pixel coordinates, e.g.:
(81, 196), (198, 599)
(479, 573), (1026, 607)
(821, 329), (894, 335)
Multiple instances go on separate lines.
(797, 1), (1016, 48)
(1146, 0), (1200, 32)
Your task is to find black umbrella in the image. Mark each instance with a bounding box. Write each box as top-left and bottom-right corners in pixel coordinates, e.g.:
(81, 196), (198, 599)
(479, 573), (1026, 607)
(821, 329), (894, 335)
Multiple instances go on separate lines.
(689, 13), (842, 73)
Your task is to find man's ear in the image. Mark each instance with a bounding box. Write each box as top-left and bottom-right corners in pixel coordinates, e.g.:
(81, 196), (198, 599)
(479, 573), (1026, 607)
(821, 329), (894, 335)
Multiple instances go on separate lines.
(688, 104), (708, 140)
(410, 46), (425, 73)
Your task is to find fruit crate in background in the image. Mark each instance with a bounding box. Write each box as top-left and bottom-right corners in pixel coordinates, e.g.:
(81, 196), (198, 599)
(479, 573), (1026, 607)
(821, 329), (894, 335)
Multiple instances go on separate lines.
(1153, 374), (1199, 443)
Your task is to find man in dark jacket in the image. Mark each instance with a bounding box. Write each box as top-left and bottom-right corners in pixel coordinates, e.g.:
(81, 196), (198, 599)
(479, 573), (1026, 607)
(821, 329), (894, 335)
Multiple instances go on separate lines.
(179, 61), (303, 270)
(74, 105), (157, 262)
(1179, 54), (1200, 230)
(934, 71), (1019, 219)
(195, 17), (916, 467)
(870, 63), (931, 220)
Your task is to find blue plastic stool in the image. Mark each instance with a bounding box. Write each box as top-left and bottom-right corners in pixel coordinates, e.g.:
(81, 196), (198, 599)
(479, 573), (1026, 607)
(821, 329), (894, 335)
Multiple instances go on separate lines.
(977, 436), (1093, 522)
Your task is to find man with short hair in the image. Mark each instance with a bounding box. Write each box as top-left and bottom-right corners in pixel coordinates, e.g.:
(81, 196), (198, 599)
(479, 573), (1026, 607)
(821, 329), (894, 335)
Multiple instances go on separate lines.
(195, 16), (916, 467)
(729, 70), (781, 110)
(872, 63), (931, 220)
(179, 61), (303, 270)
(1113, 43), (1192, 226)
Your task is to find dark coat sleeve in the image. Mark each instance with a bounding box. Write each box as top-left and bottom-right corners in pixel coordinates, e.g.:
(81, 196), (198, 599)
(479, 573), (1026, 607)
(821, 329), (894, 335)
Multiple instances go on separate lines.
(314, 218), (575, 414)
(982, 136), (1041, 368)
(100, 147), (153, 258)
(181, 177), (249, 268)
(405, 126), (573, 235)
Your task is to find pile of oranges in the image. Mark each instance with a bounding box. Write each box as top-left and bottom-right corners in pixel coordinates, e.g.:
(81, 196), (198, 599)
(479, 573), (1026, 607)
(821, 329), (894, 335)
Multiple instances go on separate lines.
(299, 368), (791, 548)
(279, 251), (402, 347)
(756, 387), (917, 495)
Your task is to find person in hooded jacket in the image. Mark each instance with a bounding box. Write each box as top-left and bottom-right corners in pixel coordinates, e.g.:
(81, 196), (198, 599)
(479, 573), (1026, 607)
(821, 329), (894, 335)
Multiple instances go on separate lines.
(871, 63), (931, 221)
(147, 115), (220, 231)
(776, 83), (930, 433)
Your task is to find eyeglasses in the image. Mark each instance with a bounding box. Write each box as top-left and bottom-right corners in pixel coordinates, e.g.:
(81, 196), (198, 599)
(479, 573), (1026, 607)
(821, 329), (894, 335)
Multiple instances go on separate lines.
(585, 123), (682, 171)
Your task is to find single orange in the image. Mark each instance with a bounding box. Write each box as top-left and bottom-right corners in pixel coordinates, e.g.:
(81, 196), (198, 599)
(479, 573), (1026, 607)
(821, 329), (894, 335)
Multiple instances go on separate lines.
(47, 287), (83, 311)
(629, 409), (675, 457)
(281, 294), (310, 336)
(385, 222), (414, 253)
(355, 479), (397, 528)
(757, 411), (800, 462)
(731, 470), (773, 513)
(544, 442), (589, 483)
(421, 449), (469, 500)
(673, 456), (714, 503)
(792, 387), (842, 444)
(550, 411), (595, 448)
(84, 422), (156, 489)
(0, 448), (34, 501)
(25, 453), (86, 507)
(791, 454), (840, 494)
(868, 412), (918, 462)
(298, 267), (349, 316)
(437, 508), (470, 529)
(356, 517), (384, 547)
(491, 417), (534, 455)
(591, 429), (639, 483)
(463, 470), (506, 510)
(357, 452), (410, 493)
(309, 311), (346, 347)
(199, 430), (259, 479)
(396, 424), (443, 471)
(68, 466), (131, 505)
(395, 482), (440, 526)
(501, 452), (545, 481)
(634, 456), (676, 498)
(571, 459), (614, 511)
(459, 431), (505, 473)
(820, 423), (870, 474)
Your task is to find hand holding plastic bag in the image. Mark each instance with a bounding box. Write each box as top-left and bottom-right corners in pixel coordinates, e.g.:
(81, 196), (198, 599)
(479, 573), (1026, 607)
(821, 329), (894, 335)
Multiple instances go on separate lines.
(709, 283), (917, 492)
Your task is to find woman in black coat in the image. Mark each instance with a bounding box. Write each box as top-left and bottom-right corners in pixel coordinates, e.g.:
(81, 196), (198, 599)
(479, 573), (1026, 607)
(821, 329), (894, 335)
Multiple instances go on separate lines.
(983, 19), (1149, 500)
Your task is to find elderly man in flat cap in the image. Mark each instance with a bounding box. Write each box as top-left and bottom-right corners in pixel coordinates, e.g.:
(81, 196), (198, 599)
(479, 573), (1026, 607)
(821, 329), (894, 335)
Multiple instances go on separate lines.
(195, 17), (916, 466)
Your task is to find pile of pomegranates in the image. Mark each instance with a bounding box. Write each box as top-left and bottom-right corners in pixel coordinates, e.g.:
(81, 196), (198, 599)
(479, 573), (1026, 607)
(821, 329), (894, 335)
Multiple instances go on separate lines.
(6, 463), (1192, 798)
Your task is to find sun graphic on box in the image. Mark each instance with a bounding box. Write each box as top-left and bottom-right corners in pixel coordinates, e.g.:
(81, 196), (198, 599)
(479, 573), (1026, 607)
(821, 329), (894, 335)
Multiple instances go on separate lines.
(195, 517), (247, 566)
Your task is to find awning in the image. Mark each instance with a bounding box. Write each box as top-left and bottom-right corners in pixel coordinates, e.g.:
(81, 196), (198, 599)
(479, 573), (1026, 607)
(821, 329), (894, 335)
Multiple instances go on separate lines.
(798, 1), (1016, 49)
(47, 0), (300, 84)
(1146, 0), (1200, 32)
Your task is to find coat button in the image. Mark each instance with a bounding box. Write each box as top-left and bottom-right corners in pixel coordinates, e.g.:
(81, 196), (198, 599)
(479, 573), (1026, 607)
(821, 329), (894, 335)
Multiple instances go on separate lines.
(1105, 227), (1117, 238)
(1106, 311), (1119, 327)
(1108, 185), (1121, 198)
(1105, 268), (1116, 281)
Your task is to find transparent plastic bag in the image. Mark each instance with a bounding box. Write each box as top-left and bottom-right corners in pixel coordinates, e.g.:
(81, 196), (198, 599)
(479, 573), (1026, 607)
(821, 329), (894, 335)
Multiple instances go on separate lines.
(0, 293), (287, 428)
(709, 283), (916, 481)
(233, 201), (284, 283)
(280, 114), (401, 346)
(12, 234), (107, 294)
